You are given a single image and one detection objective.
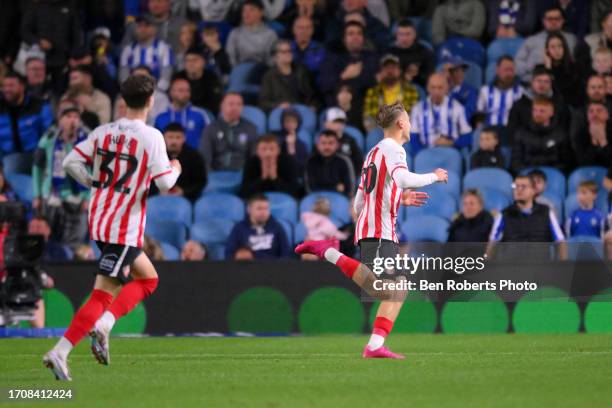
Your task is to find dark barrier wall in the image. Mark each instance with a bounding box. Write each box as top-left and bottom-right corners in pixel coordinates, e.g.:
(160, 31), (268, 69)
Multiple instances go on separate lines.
(41, 260), (612, 335)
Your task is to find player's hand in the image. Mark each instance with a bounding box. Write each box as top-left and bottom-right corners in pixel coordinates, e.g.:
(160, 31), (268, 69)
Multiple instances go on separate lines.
(401, 190), (429, 207)
(434, 168), (448, 183)
(170, 159), (182, 174)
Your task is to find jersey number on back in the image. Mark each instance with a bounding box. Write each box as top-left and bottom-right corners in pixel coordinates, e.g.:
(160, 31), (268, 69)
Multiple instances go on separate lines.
(363, 162), (377, 194)
(92, 147), (139, 194)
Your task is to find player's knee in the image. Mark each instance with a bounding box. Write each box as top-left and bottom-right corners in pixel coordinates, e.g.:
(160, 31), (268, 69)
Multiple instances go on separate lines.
(139, 277), (159, 297)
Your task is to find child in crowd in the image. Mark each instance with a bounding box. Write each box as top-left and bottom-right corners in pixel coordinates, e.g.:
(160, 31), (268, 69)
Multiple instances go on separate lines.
(565, 180), (605, 238)
(302, 197), (348, 242)
(276, 108), (308, 174)
(470, 127), (505, 169)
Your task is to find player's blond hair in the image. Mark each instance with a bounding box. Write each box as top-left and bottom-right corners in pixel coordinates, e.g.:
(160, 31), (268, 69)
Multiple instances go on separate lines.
(376, 101), (405, 129)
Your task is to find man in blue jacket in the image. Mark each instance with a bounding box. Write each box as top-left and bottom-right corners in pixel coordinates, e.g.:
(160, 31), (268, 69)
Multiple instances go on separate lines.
(0, 71), (53, 156)
(225, 194), (290, 260)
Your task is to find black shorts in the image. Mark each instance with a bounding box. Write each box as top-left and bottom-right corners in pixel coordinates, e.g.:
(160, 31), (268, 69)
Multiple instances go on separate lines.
(95, 241), (142, 284)
(358, 238), (399, 274)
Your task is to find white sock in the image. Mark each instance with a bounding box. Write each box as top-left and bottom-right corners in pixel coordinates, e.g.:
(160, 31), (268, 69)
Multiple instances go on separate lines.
(97, 311), (116, 332)
(324, 248), (342, 264)
(367, 334), (385, 351)
(54, 337), (73, 360)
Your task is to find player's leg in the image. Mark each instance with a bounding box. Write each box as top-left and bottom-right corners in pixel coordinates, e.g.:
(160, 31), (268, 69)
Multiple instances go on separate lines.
(92, 251), (159, 364)
(43, 275), (120, 380)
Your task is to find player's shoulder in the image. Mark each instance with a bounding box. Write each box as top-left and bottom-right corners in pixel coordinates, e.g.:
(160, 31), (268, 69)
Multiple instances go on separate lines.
(378, 138), (405, 157)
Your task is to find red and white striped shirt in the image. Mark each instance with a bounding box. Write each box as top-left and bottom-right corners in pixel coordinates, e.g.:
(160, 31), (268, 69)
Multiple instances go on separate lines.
(67, 118), (178, 248)
(354, 138), (438, 243)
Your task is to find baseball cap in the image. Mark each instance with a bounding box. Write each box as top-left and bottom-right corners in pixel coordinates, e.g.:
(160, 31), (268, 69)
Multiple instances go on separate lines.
(380, 54), (400, 67)
(135, 15), (154, 25)
(325, 107), (347, 123)
(93, 27), (111, 39)
(443, 55), (469, 70)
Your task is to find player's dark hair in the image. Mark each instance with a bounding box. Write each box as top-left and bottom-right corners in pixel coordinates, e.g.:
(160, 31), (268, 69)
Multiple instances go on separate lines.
(3, 70), (26, 85)
(397, 18), (415, 29)
(496, 55), (514, 66)
(527, 169), (547, 183)
(164, 122), (185, 134)
(120, 75), (155, 109)
(247, 193), (269, 205)
(376, 101), (405, 129)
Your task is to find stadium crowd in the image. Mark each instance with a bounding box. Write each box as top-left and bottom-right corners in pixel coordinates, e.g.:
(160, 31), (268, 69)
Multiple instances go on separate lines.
(0, 0), (609, 264)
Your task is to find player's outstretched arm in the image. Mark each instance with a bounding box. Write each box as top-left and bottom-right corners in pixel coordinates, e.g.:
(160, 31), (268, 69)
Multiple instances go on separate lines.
(153, 159), (181, 192)
(63, 148), (93, 188)
(391, 166), (447, 189)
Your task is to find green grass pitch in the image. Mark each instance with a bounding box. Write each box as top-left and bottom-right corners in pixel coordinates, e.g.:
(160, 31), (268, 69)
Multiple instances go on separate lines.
(1, 334), (612, 407)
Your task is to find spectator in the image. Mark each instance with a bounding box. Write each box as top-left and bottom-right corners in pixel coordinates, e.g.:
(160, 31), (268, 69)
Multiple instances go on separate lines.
(305, 129), (354, 197)
(119, 16), (173, 92)
(592, 47), (612, 78)
(388, 18), (434, 88)
(432, 0), (486, 45)
(515, 6), (577, 83)
(154, 76), (211, 149)
(302, 197), (349, 240)
(470, 127), (505, 169)
(225, 194), (291, 259)
(187, 0), (236, 21)
(234, 246), (256, 260)
(259, 40), (316, 112)
(565, 180), (605, 239)
(21, 0), (82, 95)
(160, 123), (207, 201)
(477, 56), (524, 128)
(323, 107), (363, 179)
(281, 0), (328, 42)
(0, 71), (53, 155)
(28, 215), (71, 261)
(487, 175), (566, 259)
(485, 0), (537, 39)
(178, 47), (223, 115)
(62, 88), (100, 130)
(274, 108), (309, 174)
(335, 84), (363, 132)
(199, 93), (258, 172)
(448, 189), (494, 242)
(508, 65), (569, 138)
(511, 97), (571, 173)
(584, 74), (612, 110)
(181, 240), (208, 261)
(0, 167), (16, 202)
(115, 66), (171, 124)
(121, 0), (185, 52)
(291, 16), (326, 79)
(542, 0), (589, 39)
(32, 102), (89, 248)
(577, 10), (612, 74)
(571, 101), (612, 168)
(442, 56), (478, 120)
(200, 24), (232, 76)
(89, 27), (118, 83)
(544, 32), (581, 106)
(143, 235), (165, 261)
(63, 65), (112, 124)
(174, 21), (198, 72)
(69, 44), (119, 102)
(226, 0), (278, 66)
(363, 54), (419, 132)
(25, 56), (52, 103)
(319, 21), (378, 106)
(410, 73), (472, 152)
(240, 134), (299, 197)
(325, 0), (391, 51)
(528, 169), (560, 219)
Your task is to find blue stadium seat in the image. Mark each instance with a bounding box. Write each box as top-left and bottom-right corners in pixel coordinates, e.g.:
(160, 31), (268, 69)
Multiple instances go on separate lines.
(542, 192), (564, 219)
(401, 215), (449, 242)
(266, 20), (286, 37)
(147, 196), (192, 227)
(204, 171), (242, 194)
(277, 218), (293, 244)
(365, 128), (383, 152)
(437, 38), (486, 67)
(420, 171), (461, 200)
(294, 222), (306, 244)
(241, 105), (267, 135)
(343, 126), (365, 151)
(269, 104), (317, 134)
(439, 60), (483, 89)
(414, 147), (463, 177)
(403, 190), (458, 221)
(300, 192), (351, 225)
(520, 166), (566, 198)
(487, 37), (525, 62)
(485, 61), (496, 84)
(568, 166), (608, 194)
(414, 83), (426, 100)
(464, 168), (513, 197)
(417, 19), (432, 43)
(3, 152), (33, 175)
(478, 186), (512, 212)
(5, 173), (33, 202)
(228, 62), (266, 93)
(298, 129), (313, 153)
(564, 192), (609, 220)
(265, 192), (298, 223)
(145, 220), (187, 250)
(567, 236), (604, 260)
(190, 220), (234, 260)
(160, 242), (180, 260)
(194, 193), (245, 223)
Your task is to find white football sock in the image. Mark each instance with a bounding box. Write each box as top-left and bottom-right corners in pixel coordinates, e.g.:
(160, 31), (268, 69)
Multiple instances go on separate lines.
(54, 337), (73, 360)
(324, 248), (342, 264)
(367, 333), (385, 351)
(97, 311), (116, 332)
